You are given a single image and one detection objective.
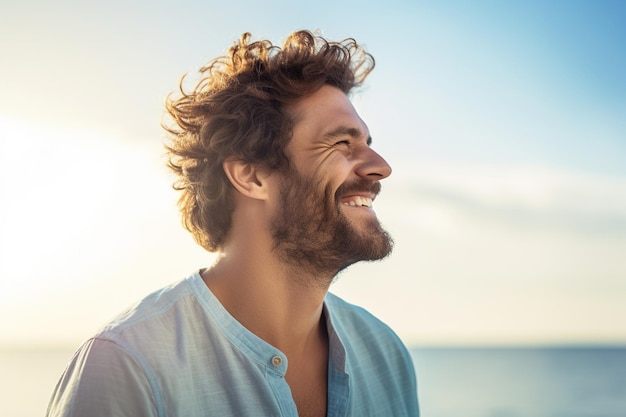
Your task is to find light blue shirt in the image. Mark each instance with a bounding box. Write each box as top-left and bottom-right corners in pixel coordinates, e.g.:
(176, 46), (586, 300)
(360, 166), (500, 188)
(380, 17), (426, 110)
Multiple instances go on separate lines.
(47, 271), (419, 416)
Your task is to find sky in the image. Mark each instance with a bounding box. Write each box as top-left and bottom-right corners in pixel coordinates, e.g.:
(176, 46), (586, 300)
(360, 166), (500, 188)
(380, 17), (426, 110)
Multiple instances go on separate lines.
(0, 0), (625, 348)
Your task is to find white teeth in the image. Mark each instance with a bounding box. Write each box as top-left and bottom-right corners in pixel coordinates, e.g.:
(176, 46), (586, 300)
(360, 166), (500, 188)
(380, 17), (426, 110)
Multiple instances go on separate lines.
(343, 197), (373, 208)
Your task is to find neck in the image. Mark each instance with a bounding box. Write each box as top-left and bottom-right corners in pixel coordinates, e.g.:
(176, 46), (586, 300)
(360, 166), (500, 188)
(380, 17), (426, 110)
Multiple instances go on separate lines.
(201, 245), (331, 355)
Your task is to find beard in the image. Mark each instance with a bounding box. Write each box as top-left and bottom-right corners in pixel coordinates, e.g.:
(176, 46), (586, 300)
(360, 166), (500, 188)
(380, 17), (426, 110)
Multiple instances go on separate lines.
(270, 166), (393, 285)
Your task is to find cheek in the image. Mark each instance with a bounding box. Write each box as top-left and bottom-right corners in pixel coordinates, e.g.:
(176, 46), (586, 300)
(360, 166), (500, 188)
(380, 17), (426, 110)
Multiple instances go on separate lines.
(314, 171), (347, 204)
(291, 153), (354, 201)
(314, 157), (353, 187)
(300, 149), (351, 176)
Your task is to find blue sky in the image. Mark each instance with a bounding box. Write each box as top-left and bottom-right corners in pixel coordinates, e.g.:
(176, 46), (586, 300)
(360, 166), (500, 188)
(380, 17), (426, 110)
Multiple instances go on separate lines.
(2, 0), (624, 173)
(1, 0), (625, 346)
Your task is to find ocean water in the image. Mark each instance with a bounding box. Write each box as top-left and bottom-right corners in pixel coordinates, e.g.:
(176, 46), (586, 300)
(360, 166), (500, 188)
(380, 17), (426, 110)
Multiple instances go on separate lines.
(1, 347), (74, 417)
(411, 347), (626, 417)
(1, 346), (625, 416)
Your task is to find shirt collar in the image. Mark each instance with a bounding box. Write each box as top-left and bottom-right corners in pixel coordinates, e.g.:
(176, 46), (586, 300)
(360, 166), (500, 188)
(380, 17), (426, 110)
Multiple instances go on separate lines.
(186, 271), (288, 376)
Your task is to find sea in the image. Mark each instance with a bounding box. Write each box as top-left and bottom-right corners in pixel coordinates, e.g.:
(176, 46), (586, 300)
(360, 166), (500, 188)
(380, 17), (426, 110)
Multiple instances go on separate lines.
(1, 346), (624, 416)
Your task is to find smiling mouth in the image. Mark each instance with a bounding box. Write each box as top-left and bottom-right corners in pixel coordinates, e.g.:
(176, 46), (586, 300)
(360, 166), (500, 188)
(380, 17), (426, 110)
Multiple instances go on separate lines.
(342, 196), (373, 208)
(336, 179), (381, 210)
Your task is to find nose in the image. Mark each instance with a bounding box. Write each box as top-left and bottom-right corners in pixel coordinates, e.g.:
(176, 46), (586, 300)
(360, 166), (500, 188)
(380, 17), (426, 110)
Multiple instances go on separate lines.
(355, 146), (392, 180)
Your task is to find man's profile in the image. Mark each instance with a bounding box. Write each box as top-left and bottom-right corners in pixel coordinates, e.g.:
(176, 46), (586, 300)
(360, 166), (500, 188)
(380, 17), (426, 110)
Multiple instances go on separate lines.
(46, 30), (419, 417)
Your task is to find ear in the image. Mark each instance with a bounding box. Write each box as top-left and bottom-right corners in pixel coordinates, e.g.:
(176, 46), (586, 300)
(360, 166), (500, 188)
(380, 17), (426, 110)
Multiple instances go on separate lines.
(222, 158), (270, 201)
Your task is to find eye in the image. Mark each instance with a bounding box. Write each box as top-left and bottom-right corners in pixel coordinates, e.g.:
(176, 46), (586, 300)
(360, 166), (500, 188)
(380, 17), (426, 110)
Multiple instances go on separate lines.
(334, 140), (350, 147)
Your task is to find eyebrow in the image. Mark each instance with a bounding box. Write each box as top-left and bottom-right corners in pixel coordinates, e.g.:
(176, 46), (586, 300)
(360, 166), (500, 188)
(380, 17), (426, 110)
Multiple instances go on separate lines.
(323, 126), (373, 146)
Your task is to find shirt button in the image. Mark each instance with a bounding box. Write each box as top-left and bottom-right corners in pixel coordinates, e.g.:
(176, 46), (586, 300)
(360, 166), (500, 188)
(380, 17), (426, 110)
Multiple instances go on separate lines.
(271, 355), (283, 367)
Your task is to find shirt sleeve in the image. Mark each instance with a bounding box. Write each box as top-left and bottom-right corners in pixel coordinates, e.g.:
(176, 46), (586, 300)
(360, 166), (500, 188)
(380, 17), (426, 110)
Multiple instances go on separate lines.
(46, 337), (159, 417)
(402, 344), (420, 416)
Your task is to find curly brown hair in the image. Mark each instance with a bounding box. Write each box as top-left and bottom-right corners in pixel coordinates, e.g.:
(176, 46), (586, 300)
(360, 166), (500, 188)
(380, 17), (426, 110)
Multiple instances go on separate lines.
(164, 30), (375, 252)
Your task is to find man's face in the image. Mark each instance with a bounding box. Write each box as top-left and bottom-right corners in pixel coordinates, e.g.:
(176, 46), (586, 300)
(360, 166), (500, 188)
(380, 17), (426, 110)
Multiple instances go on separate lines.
(270, 85), (393, 281)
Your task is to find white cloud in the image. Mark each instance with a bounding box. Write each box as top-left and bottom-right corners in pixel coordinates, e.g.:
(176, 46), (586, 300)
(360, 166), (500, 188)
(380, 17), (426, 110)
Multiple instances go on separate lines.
(389, 160), (626, 236)
(333, 160), (626, 345)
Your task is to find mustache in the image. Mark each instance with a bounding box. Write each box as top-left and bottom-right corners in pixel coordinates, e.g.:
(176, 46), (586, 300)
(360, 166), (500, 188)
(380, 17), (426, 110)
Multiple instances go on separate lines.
(335, 178), (382, 201)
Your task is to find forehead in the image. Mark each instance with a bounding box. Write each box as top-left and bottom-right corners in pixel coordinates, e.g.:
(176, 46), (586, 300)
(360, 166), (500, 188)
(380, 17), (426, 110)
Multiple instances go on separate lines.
(287, 85), (370, 145)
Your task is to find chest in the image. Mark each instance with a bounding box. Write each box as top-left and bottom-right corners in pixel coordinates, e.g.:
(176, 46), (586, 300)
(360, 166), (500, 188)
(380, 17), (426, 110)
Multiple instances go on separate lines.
(287, 366), (328, 417)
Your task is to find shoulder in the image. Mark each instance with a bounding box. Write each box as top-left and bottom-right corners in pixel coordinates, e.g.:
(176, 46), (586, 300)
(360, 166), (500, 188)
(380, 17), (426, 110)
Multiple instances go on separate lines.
(47, 337), (161, 417)
(324, 292), (410, 358)
(324, 292), (419, 414)
(91, 272), (208, 354)
(325, 292), (399, 339)
(46, 273), (209, 416)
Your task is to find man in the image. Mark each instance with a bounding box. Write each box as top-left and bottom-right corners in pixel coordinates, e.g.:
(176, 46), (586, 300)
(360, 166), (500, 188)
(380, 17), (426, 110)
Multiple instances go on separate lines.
(47, 30), (419, 417)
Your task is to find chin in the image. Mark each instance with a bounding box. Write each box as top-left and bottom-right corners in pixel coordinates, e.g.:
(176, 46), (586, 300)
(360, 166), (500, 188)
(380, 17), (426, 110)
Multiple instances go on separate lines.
(339, 219), (394, 264)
